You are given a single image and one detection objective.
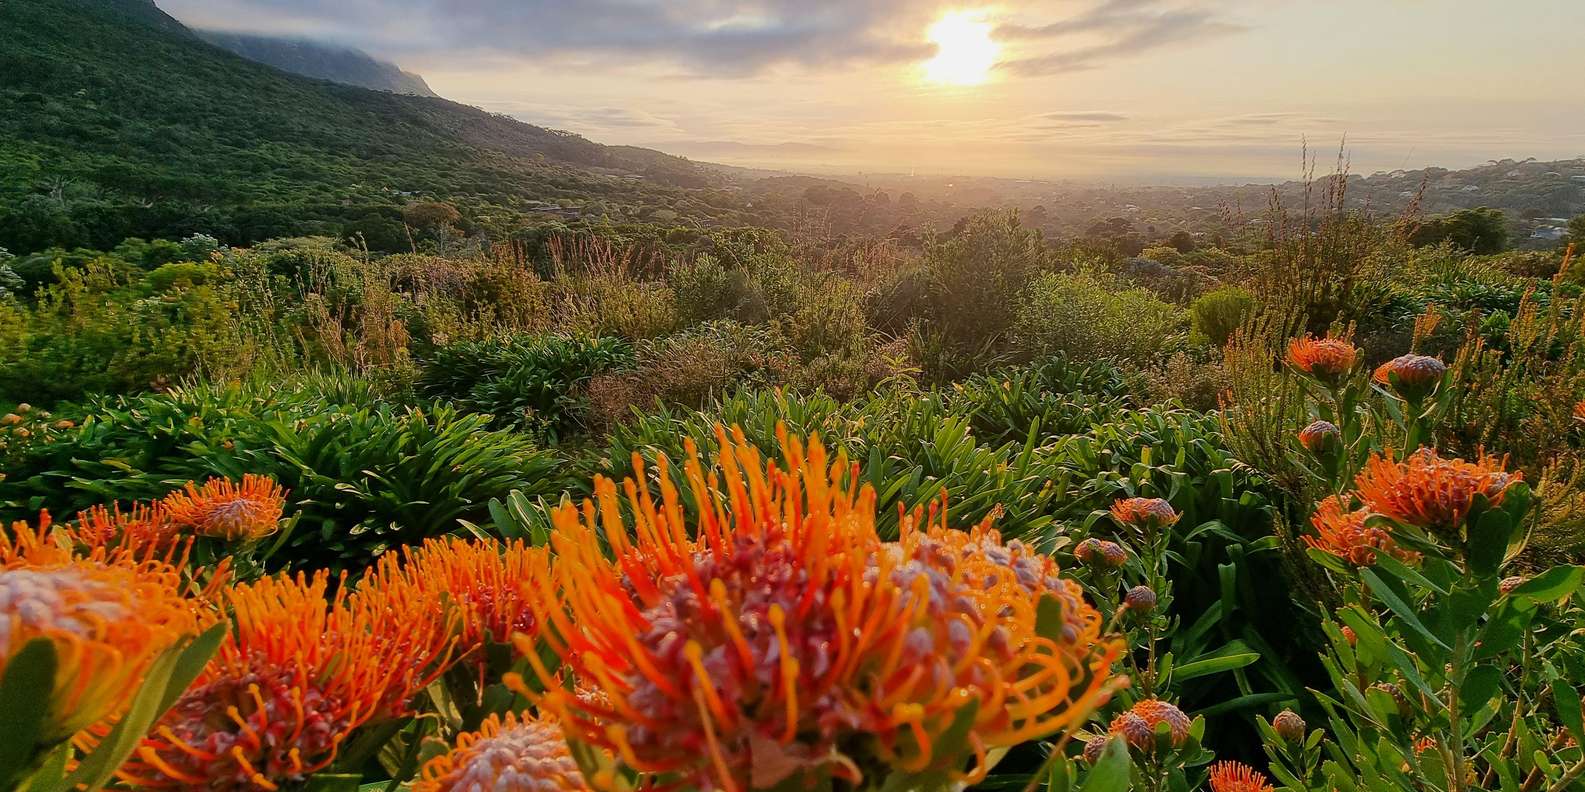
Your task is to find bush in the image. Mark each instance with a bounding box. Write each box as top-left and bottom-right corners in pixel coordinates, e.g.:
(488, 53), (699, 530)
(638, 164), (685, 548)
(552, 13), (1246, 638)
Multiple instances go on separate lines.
(1190, 286), (1256, 347)
(1013, 268), (1186, 362)
(416, 334), (633, 441)
(0, 378), (567, 572)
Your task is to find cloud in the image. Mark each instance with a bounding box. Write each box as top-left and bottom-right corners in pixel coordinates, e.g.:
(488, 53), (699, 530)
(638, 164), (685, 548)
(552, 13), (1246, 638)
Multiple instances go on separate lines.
(1041, 111), (1130, 123)
(159, 0), (934, 76)
(999, 0), (1246, 76)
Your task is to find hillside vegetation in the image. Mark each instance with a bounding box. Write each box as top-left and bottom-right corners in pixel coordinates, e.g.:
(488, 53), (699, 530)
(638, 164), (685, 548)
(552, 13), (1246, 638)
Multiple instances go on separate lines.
(0, 0), (747, 252)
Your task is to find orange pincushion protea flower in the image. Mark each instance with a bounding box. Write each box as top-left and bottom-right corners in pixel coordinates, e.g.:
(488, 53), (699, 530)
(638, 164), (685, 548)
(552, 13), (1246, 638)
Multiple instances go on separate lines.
(1209, 761), (1275, 792)
(1109, 497), (1179, 533)
(515, 425), (1119, 792)
(1304, 496), (1420, 566)
(416, 711), (590, 792)
(64, 502), (182, 560)
(1108, 698), (1190, 753)
(118, 572), (455, 790)
(160, 474), (286, 542)
(1286, 335), (1359, 384)
(361, 535), (549, 670)
(1354, 449), (1519, 539)
(1, 515), (201, 743)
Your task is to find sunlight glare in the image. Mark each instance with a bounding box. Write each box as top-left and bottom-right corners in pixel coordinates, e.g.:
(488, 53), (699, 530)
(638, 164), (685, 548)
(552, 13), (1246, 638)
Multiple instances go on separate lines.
(924, 10), (998, 87)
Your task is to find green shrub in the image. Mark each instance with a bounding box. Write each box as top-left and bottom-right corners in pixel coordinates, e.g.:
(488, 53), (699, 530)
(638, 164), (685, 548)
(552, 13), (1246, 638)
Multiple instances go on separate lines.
(0, 378), (567, 572)
(1190, 286), (1256, 347)
(416, 334), (633, 441)
(1013, 268), (1186, 362)
(667, 253), (757, 324)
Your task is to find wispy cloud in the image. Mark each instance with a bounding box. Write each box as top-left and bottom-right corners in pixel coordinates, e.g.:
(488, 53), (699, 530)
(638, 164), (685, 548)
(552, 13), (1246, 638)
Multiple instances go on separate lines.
(999, 0), (1246, 76)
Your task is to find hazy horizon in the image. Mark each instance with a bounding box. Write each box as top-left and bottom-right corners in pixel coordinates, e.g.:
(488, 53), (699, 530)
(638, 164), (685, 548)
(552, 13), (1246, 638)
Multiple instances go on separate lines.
(157, 0), (1585, 183)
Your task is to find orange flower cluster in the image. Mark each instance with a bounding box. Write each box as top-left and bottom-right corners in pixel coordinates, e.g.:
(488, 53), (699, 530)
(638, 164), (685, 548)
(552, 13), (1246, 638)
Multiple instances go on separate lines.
(162, 474), (287, 542)
(514, 426), (1120, 792)
(118, 572), (455, 790)
(1107, 698), (1190, 753)
(1109, 497), (1180, 534)
(1355, 449), (1518, 539)
(361, 535), (549, 671)
(1286, 335), (1359, 385)
(1, 516), (203, 743)
(416, 711), (590, 792)
(1209, 761), (1275, 792)
(1304, 496), (1420, 567)
(58, 475), (287, 559)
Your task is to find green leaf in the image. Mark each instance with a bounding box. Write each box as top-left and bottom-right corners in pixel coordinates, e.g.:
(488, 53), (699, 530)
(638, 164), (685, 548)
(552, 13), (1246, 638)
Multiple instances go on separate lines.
(0, 639), (59, 789)
(1078, 737), (1132, 792)
(1509, 566), (1585, 604)
(1466, 509), (1514, 578)
(1035, 593), (1068, 643)
(1459, 665), (1503, 713)
(62, 622), (226, 792)
(1553, 681), (1585, 748)
(1361, 567), (1449, 651)
(1171, 651), (1260, 683)
(301, 774), (363, 792)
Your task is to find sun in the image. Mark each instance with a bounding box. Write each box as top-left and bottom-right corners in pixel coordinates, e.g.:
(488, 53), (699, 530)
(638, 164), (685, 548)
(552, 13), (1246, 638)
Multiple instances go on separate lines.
(923, 10), (998, 87)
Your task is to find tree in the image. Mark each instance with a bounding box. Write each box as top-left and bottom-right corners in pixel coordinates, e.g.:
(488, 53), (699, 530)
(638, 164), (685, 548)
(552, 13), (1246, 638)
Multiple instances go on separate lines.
(1568, 214), (1585, 244)
(1408, 207), (1508, 254)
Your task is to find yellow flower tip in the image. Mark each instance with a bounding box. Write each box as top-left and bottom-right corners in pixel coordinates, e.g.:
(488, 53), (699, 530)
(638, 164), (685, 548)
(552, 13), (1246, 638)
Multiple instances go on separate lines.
(1209, 760), (1276, 792)
(416, 711), (591, 792)
(160, 474), (287, 542)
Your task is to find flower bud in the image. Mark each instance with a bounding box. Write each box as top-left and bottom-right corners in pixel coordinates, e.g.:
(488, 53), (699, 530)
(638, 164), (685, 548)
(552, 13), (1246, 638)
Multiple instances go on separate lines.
(1109, 498), (1179, 533)
(1075, 537), (1128, 570)
(1499, 575), (1525, 594)
(1082, 734), (1108, 764)
(1373, 354), (1446, 403)
(0, 413), (20, 426)
(1273, 709), (1306, 742)
(1297, 420), (1341, 456)
(1124, 585), (1157, 614)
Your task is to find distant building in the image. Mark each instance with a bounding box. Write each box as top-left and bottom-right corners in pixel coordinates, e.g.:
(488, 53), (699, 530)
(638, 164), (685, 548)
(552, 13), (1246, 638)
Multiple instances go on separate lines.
(1461, 184), (1481, 192)
(1532, 226), (1566, 241)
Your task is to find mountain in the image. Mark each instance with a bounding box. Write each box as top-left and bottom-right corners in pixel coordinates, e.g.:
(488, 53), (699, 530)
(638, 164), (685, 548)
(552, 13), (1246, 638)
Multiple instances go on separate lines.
(196, 31), (439, 97)
(0, 0), (748, 253)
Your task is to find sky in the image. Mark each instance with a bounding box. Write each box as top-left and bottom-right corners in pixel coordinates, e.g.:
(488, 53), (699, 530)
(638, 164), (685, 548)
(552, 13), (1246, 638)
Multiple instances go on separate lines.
(158, 0), (1585, 184)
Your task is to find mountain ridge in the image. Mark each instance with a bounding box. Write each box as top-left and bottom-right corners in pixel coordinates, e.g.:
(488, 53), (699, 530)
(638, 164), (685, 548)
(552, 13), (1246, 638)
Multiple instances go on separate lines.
(196, 30), (439, 97)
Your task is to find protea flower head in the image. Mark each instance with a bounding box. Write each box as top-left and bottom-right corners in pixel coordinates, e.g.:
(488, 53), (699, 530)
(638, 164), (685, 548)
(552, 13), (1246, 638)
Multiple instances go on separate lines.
(1074, 537), (1128, 569)
(1108, 698), (1190, 753)
(1373, 354), (1447, 402)
(1304, 495), (1420, 566)
(1354, 449), (1519, 540)
(514, 425), (1120, 792)
(0, 516), (201, 744)
(65, 501), (183, 560)
(416, 711), (590, 792)
(1500, 575), (1526, 594)
(1209, 761), (1275, 792)
(160, 474), (287, 542)
(1081, 734), (1109, 763)
(1297, 420), (1341, 456)
(1286, 335), (1359, 385)
(362, 535), (549, 671)
(1109, 498), (1179, 534)
(1272, 709), (1305, 742)
(117, 571), (456, 790)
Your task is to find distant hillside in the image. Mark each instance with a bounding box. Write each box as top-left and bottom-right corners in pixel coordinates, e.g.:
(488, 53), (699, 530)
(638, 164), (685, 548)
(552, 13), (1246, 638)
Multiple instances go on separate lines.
(197, 30), (438, 97)
(0, 0), (747, 253)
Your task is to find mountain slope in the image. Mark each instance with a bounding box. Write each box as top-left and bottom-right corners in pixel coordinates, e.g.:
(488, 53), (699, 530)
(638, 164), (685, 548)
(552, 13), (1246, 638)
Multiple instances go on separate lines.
(0, 0), (746, 252)
(197, 31), (438, 97)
